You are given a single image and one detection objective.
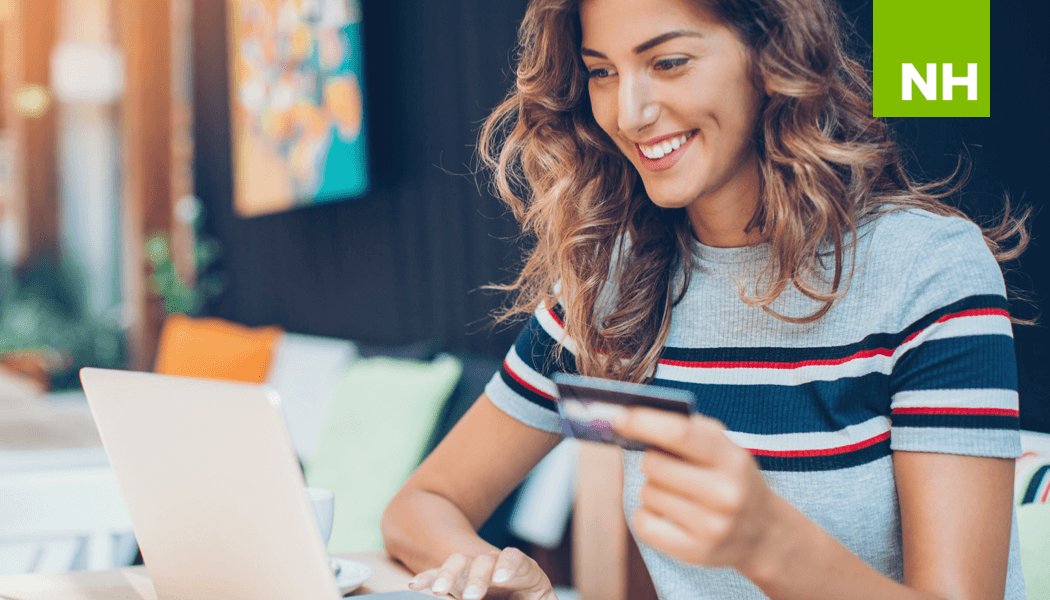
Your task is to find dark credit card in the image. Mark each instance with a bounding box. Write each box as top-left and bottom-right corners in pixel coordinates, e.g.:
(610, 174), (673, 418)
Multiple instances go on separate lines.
(552, 373), (695, 451)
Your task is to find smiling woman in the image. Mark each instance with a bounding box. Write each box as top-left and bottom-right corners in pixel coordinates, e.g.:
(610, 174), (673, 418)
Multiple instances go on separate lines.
(580, 6), (764, 232)
(380, 0), (1031, 599)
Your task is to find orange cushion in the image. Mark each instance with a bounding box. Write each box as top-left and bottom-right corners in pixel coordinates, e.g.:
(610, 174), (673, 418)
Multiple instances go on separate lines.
(154, 314), (283, 383)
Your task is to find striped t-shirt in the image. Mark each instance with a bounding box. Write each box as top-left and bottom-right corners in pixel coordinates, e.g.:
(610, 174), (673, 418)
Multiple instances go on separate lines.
(484, 209), (1026, 599)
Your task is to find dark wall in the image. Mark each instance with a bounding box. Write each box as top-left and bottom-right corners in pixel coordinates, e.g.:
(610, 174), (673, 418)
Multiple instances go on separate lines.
(194, 1), (1049, 433)
(193, 0), (532, 358)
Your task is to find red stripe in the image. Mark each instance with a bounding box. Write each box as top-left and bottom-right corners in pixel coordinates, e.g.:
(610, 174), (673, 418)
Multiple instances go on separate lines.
(657, 308), (1009, 371)
(659, 347), (893, 370)
(892, 407), (1019, 417)
(547, 307), (564, 328)
(1041, 481), (1050, 504)
(901, 308), (1009, 346)
(747, 431), (890, 458)
(503, 359), (555, 401)
(935, 308), (1009, 323)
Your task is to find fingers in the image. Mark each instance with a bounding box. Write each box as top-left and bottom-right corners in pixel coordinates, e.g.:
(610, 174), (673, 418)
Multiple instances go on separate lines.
(410, 552), (471, 596)
(461, 552), (498, 599)
(408, 548), (554, 600)
(632, 508), (703, 557)
(612, 408), (731, 466)
(490, 546), (538, 588)
(457, 546), (543, 599)
(641, 449), (748, 513)
(407, 568), (440, 593)
(639, 481), (732, 542)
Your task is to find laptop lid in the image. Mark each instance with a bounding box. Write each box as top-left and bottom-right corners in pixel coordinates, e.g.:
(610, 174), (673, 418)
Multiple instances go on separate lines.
(79, 367), (341, 600)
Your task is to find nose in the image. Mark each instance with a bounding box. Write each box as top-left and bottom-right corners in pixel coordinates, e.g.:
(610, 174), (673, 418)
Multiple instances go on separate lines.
(617, 73), (659, 137)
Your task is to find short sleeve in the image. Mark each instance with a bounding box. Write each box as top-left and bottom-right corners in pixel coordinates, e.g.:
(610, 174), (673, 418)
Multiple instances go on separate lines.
(888, 215), (1021, 458)
(484, 301), (578, 434)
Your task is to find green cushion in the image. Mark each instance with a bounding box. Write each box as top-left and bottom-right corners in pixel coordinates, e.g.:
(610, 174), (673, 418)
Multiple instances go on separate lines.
(1018, 502), (1050, 599)
(304, 355), (462, 553)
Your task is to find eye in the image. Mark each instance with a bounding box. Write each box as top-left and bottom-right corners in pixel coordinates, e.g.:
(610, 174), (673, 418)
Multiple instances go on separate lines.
(654, 57), (689, 72)
(586, 67), (615, 80)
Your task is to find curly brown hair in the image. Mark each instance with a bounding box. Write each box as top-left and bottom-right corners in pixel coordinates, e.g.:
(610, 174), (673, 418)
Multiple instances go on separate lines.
(478, 0), (1029, 383)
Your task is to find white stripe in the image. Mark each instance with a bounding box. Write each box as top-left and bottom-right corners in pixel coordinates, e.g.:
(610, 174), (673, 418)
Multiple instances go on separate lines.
(655, 353), (893, 386)
(535, 301), (577, 356)
(724, 416), (891, 453)
(891, 388), (1018, 411)
(505, 347), (558, 399)
(893, 313), (1012, 363)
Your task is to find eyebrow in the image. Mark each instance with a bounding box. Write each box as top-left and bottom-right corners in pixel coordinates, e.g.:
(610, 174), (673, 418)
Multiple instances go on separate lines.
(580, 30), (704, 59)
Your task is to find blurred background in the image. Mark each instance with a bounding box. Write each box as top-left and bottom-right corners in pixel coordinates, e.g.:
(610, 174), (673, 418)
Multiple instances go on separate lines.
(1, 0), (1044, 427)
(0, 0), (1048, 590)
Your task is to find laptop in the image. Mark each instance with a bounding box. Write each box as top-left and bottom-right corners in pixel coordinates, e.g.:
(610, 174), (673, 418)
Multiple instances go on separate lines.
(79, 367), (428, 600)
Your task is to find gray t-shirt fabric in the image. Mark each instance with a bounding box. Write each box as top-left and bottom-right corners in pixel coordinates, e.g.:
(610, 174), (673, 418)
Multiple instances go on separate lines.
(484, 209), (1026, 599)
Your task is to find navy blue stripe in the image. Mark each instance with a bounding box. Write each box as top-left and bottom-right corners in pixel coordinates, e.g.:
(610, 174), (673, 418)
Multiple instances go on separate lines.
(660, 294), (1007, 364)
(514, 315), (577, 378)
(498, 368), (558, 413)
(755, 438), (892, 472)
(891, 413), (1019, 430)
(653, 373), (891, 434)
(549, 302), (566, 322)
(891, 335), (1017, 393)
(1021, 465), (1050, 505)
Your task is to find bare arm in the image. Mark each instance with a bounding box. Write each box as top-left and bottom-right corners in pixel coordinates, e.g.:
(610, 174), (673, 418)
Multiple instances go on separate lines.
(895, 451), (1014, 599)
(381, 393), (564, 574)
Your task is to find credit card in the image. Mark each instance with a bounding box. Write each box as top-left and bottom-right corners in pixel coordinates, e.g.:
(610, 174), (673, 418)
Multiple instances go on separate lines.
(552, 373), (695, 451)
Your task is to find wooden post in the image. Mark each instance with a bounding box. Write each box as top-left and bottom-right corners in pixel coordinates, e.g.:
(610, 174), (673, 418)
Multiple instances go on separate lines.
(2, 0), (61, 266)
(169, 0), (195, 286)
(573, 442), (658, 600)
(117, 0), (173, 370)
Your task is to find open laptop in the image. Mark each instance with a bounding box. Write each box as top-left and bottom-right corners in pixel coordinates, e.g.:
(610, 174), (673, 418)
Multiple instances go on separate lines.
(79, 367), (426, 600)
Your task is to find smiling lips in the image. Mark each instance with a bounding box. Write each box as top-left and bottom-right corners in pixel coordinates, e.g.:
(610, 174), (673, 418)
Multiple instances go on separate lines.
(634, 130), (697, 171)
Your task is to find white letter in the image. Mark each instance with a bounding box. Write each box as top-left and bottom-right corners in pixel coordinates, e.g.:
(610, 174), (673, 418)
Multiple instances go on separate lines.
(902, 63), (937, 101)
(943, 63), (978, 100)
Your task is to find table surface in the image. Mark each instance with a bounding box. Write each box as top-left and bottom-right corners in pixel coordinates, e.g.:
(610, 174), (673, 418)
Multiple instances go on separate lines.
(0, 551), (415, 599)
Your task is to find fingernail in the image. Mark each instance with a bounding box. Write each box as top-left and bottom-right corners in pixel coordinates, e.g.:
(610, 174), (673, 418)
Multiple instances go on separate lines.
(492, 569), (509, 583)
(463, 584), (482, 599)
(408, 577), (419, 587)
(432, 578), (449, 594)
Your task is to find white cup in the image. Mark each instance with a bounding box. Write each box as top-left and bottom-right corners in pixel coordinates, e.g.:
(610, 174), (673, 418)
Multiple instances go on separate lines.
(305, 487), (335, 548)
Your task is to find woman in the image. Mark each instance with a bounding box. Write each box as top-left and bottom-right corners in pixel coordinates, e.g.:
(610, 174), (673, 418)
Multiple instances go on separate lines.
(381, 0), (1029, 598)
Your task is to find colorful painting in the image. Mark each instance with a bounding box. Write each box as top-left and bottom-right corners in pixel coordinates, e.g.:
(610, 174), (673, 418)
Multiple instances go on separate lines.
(227, 0), (369, 217)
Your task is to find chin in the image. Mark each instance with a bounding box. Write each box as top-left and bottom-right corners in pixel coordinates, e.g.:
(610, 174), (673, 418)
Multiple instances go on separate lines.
(640, 182), (700, 210)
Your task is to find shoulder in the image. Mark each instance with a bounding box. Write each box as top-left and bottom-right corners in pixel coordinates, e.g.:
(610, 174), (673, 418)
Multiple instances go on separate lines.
(863, 207), (984, 250)
(862, 208), (1006, 326)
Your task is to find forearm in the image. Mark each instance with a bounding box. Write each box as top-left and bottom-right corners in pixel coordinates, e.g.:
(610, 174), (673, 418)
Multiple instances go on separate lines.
(381, 487), (500, 574)
(742, 495), (944, 600)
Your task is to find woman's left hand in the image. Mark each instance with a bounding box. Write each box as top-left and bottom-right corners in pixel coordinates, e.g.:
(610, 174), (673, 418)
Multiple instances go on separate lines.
(611, 408), (784, 573)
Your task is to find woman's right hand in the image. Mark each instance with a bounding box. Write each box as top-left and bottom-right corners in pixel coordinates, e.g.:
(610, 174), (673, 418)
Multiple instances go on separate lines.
(407, 547), (558, 600)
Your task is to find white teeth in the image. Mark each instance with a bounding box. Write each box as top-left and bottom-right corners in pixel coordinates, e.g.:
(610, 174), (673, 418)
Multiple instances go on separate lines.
(639, 132), (691, 160)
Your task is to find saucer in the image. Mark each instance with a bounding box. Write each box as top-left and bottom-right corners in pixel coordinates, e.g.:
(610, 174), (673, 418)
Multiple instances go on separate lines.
(330, 557), (373, 595)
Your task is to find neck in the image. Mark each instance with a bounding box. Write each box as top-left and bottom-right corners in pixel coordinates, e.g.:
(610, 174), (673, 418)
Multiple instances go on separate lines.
(686, 155), (763, 248)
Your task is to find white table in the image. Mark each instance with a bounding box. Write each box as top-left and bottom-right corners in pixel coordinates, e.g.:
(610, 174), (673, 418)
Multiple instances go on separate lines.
(0, 550), (415, 598)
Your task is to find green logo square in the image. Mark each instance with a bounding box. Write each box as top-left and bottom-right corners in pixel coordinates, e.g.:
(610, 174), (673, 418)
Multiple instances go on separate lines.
(873, 0), (990, 117)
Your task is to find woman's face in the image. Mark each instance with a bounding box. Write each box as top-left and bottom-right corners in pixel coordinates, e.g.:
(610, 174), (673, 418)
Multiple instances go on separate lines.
(579, 0), (764, 216)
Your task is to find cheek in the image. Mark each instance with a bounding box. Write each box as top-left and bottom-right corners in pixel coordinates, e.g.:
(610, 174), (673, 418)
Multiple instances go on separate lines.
(588, 90), (620, 140)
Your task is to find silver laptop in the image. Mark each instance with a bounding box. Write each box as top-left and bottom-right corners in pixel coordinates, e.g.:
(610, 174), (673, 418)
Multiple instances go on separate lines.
(79, 367), (422, 600)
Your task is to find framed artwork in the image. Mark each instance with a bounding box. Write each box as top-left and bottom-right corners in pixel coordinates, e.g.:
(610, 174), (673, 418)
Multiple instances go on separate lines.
(227, 0), (369, 217)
